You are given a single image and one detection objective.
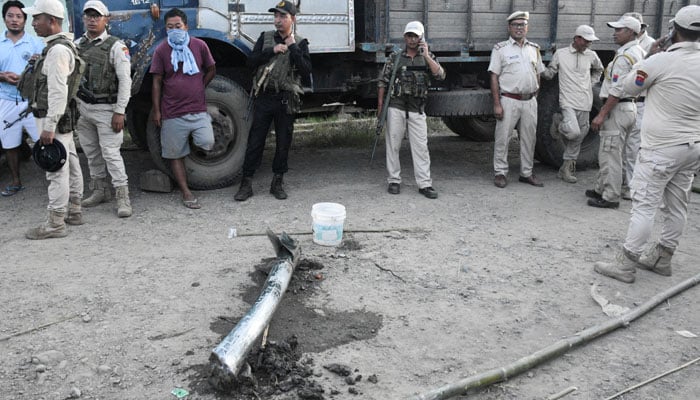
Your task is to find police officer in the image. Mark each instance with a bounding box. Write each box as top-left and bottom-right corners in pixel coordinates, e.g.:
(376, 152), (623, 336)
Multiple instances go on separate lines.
(378, 21), (445, 199)
(234, 0), (312, 201)
(541, 25), (604, 184)
(594, 5), (700, 283)
(621, 12), (654, 200)
(20, 0), (84, 239)
(488, 11), (546, 189)
(588, 15), (645, 208)
(75, 0), (133, 218)
(624, 12), (656, 52)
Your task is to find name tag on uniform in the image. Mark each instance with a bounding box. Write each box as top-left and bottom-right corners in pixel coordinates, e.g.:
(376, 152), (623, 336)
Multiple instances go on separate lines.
(507, 55), (521, 61)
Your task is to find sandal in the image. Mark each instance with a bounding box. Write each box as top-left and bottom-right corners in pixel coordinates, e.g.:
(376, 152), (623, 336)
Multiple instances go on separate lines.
(183, 197), (201, 209)
(1, 184), (25, 197)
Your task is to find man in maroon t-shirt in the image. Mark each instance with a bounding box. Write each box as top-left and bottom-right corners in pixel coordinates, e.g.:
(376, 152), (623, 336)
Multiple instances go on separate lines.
(150, 7), (215, 209)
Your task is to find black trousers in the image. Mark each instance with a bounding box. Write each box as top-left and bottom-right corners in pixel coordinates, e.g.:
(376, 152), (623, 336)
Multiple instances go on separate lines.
(242, 92), (295, 177)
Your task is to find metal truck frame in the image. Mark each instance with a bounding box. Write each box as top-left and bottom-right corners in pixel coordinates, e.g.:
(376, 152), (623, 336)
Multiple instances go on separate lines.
(65, 0), (696, 189)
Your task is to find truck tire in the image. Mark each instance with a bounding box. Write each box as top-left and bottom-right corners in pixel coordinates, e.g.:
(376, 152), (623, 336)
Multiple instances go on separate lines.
(442, 116), (496, 142)
(146, 75), (251, 190)
(534, 79), (600, 170)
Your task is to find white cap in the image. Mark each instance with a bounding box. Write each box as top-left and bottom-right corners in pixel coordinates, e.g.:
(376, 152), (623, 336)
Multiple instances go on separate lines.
(574, 25), (599, 41)
(83, 0), (109, 16)
(670, 5), (700, 31)
(607, 15), (641, 34)
(507, 11), (529, 22)
(22, 0), (65, 19)
(404, 21), (424, 37)
(623, 12), (647, 28)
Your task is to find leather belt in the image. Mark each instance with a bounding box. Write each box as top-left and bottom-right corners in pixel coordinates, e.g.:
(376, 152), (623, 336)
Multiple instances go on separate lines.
(77, 91), (117, 105)
(601, 97), (636, 103)
(637, 96), (645, 103)
(501, 92), (537, 101)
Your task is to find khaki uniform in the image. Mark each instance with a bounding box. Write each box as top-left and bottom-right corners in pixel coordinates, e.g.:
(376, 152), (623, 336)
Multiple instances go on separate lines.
(38, 33), (83, 212)
(75, 31), (132, 188)
(620, 41), (700, 254)
(594, 40), (645, 202)
(625, 32), (653, 188)
(488, 37), (545, 177)
(542, 44), (603, 160)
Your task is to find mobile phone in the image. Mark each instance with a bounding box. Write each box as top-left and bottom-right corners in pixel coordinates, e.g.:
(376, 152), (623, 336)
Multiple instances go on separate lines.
(661, 27), (675, 49)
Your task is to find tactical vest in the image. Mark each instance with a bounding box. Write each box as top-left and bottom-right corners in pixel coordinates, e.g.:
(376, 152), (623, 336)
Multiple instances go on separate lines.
(18, 36), (85, 132)
(77, 35), (119, 104)
(390, 52), (429, 99)
(253, 30), (305, 96)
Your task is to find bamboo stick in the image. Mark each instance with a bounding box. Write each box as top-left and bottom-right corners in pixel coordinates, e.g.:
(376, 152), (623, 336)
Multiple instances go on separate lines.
(602, 357), (700, 400)
(411, 272), (700, 400)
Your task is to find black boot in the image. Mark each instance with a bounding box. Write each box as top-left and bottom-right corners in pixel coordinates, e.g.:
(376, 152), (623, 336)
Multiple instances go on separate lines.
(234, 177), (253, 201)
(270, 174), (287, 200)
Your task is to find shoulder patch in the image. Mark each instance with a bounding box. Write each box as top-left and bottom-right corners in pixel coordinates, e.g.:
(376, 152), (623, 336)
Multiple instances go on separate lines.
(493, 41), (508, 50)
(121, 46), (130, 60)
(634, 70), (648, 86)
(526, 41), (541, 49)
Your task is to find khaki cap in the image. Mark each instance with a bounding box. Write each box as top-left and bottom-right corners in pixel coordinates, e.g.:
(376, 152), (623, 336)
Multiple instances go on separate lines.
(507, 11), (529, 22)
(670, 5), (700, 31)
(607, 15), (641, 33)
(623, 12), (647, 28)
(83, 0), (109, 16)
(575, 25), (599, 41)
(22, 0), (64, 19)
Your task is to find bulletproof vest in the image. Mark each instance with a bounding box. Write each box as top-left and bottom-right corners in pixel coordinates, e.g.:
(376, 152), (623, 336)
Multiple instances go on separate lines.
(391, 53), (429, 99)
(77, 35), (119, 103)
(253, 30), (305, 95)
(18, 36), (85, 132)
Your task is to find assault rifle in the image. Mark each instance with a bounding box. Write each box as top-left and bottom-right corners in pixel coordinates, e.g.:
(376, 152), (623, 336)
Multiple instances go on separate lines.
(3, 106), (31, 129)
(371, 51), (401, 163)
(245, 60), (277, 121)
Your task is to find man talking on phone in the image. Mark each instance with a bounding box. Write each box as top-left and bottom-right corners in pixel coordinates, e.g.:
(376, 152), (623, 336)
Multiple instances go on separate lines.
(377, 21), (445, 199)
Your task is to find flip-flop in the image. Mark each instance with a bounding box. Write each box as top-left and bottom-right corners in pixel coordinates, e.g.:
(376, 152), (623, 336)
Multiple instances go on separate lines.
(183, 197), (201, 209)
(1, 184), (25, 196)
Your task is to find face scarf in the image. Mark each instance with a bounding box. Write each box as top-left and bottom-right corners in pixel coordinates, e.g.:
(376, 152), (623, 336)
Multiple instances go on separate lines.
(167, 29), (200, 75)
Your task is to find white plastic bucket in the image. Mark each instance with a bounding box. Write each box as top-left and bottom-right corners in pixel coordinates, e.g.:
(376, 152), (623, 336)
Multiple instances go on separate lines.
(311, 203), (346, 246)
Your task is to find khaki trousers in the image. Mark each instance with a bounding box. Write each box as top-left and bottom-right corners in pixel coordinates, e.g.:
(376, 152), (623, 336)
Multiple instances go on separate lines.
(594, 102), (636, 202)
(493, 96), (537, 177)
(624, 143), (700, 254)
(77, 102), (128, 187)
(385, 107), (432, 188)
(560, 108), (589, 161)
(37, 118), (83, 212)
(623, 101), (644, 186)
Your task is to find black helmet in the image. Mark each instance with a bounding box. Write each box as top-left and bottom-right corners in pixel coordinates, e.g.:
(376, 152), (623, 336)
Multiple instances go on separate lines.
(33, 140), (67, 172)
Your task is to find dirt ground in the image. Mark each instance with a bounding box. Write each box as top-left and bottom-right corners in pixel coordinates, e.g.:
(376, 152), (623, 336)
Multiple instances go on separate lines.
(1, 126), (699, 400)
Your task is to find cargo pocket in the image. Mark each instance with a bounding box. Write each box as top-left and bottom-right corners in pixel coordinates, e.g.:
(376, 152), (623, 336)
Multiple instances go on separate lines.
(600, 130), (619, 153)
(629, 179), (646, 202)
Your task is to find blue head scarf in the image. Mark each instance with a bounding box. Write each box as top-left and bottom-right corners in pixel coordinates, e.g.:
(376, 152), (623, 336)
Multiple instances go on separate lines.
(167, 29), (200, 75)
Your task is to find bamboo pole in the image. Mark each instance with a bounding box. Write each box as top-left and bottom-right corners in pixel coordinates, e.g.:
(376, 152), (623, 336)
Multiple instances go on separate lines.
(411, 272), (700, 400)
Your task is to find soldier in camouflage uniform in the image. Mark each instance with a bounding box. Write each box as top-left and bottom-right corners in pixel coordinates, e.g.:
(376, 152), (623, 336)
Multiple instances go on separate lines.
(75, 0), (133, 218)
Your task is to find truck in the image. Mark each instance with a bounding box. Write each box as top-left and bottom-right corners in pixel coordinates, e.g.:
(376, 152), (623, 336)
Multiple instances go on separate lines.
(65, 0), (697, 189)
